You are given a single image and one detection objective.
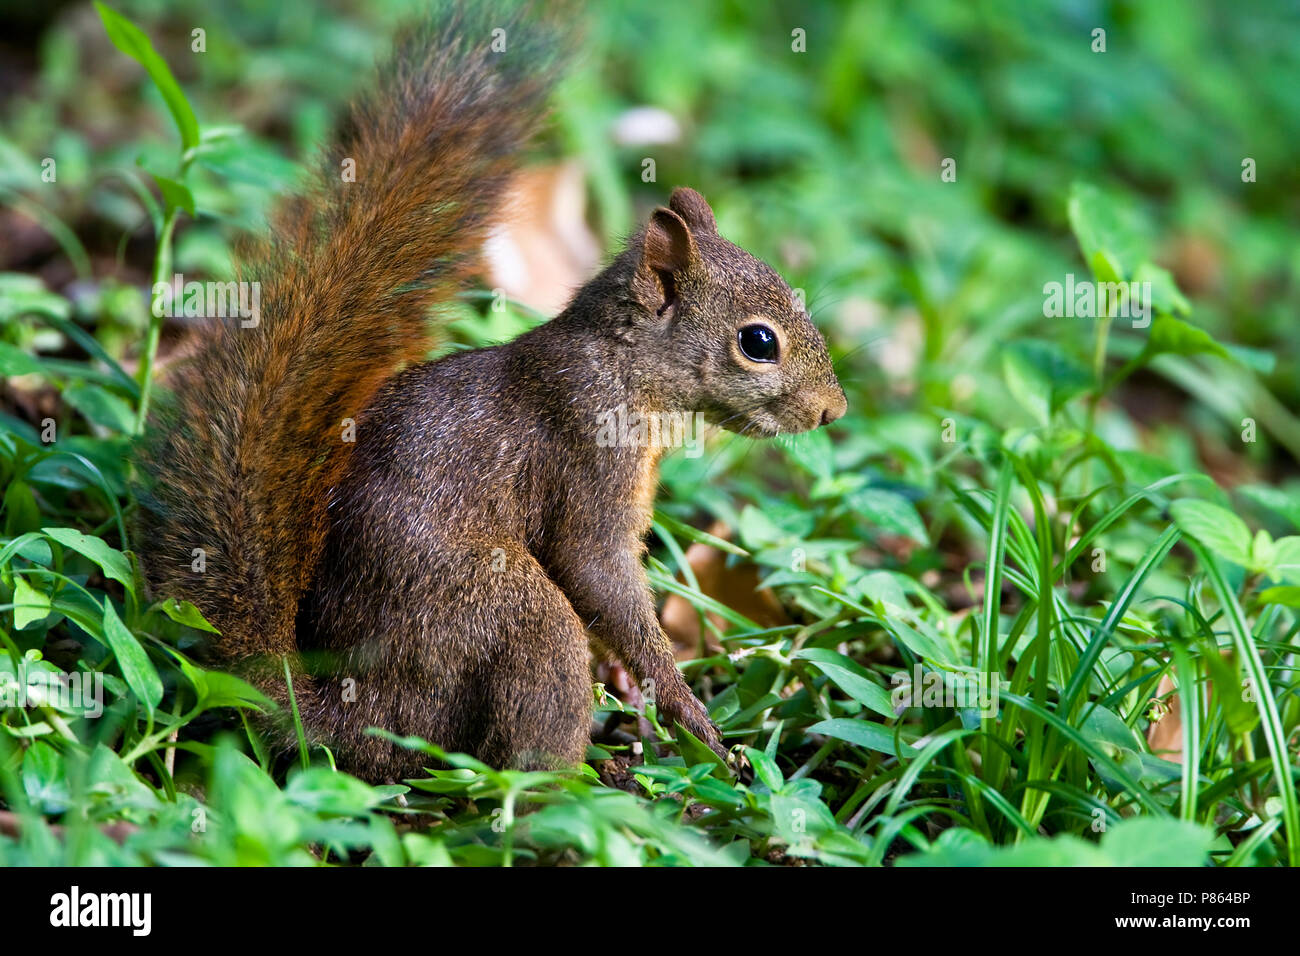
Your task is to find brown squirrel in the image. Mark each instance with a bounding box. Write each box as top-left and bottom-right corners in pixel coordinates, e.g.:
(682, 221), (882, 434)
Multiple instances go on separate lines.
(135, 3), (846, 782)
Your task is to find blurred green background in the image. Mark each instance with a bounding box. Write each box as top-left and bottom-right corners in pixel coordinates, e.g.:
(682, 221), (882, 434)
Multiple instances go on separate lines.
(4, 0), (1299, 467)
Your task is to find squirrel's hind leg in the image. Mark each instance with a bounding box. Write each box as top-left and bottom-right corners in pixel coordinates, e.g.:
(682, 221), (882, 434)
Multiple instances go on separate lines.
(473, 549), (592, 771)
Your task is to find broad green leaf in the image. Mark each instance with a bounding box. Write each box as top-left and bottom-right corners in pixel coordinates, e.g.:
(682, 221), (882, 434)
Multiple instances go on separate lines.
(285, 769), (393, 816)
(158, 596), (220, 633)
(22, 741), (70, 814)
(898, 817), (1212, 867)
(1222, 344), (1275, 374)
(793, 648), (895, 717)
(199, 671), (273, 712)
(87, 743), (160, 807)
(4, 483), (41, 535)
(742, 746), (783, 791)
(854, 569), (907, 609)
(1081, 703), (1143, 753)
(62, 382), (136, 433)
(888, 615), (956, 666)
(736, 505), (788, 549)
(1001, 340), (1091, 424)
(102, 599), (164, 716)
(13, 575), (51, 628)
(778, 427), (833, 481)
(1270, 536), (1300, 583)
(0, 273), (73, 322)
(769, 787), (838, 853)
(1102, 818), (1215, 866)
(674, 723), (726, 773)
(1170, 499), (1251, 567)
(1202, 648), (1259, 736)
(1251, 528), (1275, 571)
(42, 527), (134, 592)
(1132, 260), (1191, 317)
(807, 717), (916, 756)
(848, 488), (928, 544)
(152, 174), (196, 216)
(1260, 586), (1300, 607)
(1143, 315), (1230, 361)
(1238, 483), (1300, 530)
(1067, 181), (1147, 280)
(0, 532), (53, 568)
(0, 342), (46, 377)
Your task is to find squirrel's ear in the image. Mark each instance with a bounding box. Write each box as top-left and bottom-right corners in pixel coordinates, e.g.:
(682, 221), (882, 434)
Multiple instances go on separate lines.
(669, 187), (718, 235)
(641, 206), (697, 276)
(637, 206), (698, 318)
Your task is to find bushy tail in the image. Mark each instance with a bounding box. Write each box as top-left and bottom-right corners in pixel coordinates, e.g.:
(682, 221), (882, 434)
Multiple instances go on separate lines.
(135, 3), (563, 667)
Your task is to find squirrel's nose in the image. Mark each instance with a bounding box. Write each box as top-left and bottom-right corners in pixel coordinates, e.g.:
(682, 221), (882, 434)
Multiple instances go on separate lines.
(819, 392), (847, 427)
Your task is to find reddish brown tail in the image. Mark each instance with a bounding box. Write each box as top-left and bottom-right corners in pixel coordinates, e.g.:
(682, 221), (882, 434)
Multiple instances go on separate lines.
(135, 3), (563, 667)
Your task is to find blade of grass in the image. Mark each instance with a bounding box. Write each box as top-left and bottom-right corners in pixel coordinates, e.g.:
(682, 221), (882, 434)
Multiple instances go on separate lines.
(1190, 540), (1300, 866)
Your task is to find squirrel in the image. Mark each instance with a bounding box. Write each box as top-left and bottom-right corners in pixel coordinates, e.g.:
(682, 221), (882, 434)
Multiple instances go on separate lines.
(135, 3), (847, 782)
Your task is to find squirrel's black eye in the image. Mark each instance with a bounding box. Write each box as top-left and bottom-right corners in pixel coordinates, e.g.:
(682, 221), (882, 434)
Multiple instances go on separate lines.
(738, 324), (779, 363)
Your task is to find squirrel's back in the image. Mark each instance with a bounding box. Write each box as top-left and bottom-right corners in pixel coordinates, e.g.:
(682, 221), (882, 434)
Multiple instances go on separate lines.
(135, 4), (563, 678)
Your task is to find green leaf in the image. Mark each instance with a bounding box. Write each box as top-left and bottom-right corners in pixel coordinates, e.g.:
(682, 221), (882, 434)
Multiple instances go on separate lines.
(778, 428), (833, 481)
(1143, 315), (1230, 361)
(1222, 344), (1275, 374)
(891, 612), (957, 667)
(1103, 818), (1217, 866)
(807, 717), (916, 757)
(1239, 484), (1300, 531)
(1067, 181), (1147, 281)
(102, 599), (164, 716)
(1081, 703), (1143, 753)
(94, 2), (200, 151)
(735, 505), (793, 550)
(742, 746), (784, 791)
(42, 527), (134, 592)
(87, 743), (160, 807)
(62, 382), (136, 433)
(1259, 586), (1300, 607)
(1202, 646), (1259, 736)
(0, 342), (46, 377)
(848, 488), (928, 544)
(793, 648), (895, 717)
(4, 483), (41, 535)
(13, 575), (51, 629)
(853, 570), (907, 610)
(1250, 528), (1275, 572)
(199, 671), (273, 712)
(1192, 539), (1300, 866)
(0, 273), (73, 322)
(898, 817), (1212, 867)
(1001, 340), (1092, 424)
(675, 723), (726, 773)
(1169, 499), (1252, 567)
(285, 769), (392, 816)
(0, 532), (53, 568)
(1132, 261), (1191, 317)
(152, 174), (196, 217)
(22, 741), (70, 814)
(1269, 536), (1300, 583)
(158, 597), (220, 633)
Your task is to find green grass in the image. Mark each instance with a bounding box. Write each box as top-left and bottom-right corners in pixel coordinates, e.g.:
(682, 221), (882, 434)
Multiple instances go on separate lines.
(0, 0), (1297, 866)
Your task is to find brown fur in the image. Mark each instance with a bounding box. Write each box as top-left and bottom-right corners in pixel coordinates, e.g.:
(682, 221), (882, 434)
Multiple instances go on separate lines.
(136, 4), (846, 782)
